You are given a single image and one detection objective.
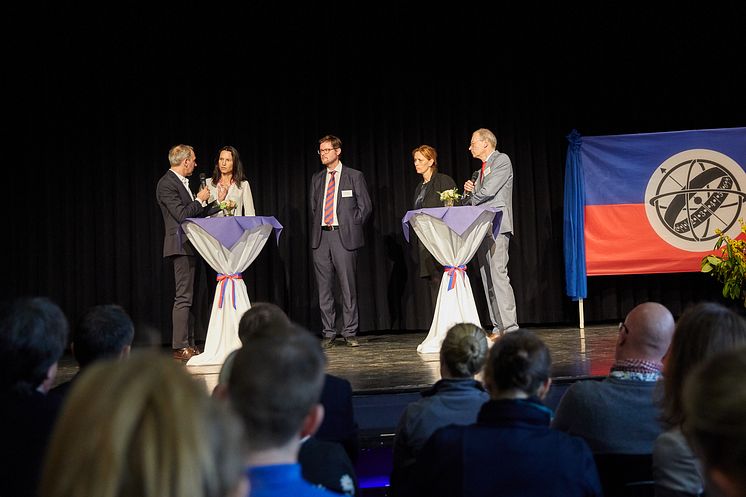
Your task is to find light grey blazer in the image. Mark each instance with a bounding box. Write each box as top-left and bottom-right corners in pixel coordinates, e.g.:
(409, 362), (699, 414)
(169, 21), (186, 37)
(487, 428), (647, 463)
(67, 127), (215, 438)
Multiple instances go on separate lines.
(206, 179), (256, 216)
(469, 150), (514, 234)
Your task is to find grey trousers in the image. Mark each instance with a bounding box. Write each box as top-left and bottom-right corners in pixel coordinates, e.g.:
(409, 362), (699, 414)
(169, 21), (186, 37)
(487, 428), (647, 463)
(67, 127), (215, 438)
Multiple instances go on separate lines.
(313, 230), (359, 338)
(476, 233), (518, 333)
(171, 254), (196, 348)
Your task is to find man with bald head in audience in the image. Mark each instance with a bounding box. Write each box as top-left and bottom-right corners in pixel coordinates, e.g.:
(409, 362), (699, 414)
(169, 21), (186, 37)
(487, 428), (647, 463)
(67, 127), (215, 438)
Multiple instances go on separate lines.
(552, 302), (675, 454)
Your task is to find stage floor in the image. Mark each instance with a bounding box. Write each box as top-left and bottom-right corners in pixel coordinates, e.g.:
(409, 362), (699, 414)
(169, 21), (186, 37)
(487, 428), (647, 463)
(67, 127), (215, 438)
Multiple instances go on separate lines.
(56, 324), (618, 394)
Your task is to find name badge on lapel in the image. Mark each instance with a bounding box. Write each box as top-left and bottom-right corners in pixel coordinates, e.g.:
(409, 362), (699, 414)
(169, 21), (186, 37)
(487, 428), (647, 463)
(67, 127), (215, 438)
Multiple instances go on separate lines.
(483, 166), (491, 176)
(341, 190), (353, 198)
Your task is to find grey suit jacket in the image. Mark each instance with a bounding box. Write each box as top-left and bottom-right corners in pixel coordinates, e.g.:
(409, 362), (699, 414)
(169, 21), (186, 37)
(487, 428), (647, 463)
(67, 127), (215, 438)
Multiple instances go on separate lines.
(156, 170), (218, 257)
(310, 165), (373, 251)
(469, 151), (514, 234)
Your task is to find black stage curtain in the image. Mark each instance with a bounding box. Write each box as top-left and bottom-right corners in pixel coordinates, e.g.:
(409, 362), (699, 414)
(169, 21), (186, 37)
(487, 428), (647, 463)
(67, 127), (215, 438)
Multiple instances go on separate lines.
(7, 11), (743, 344)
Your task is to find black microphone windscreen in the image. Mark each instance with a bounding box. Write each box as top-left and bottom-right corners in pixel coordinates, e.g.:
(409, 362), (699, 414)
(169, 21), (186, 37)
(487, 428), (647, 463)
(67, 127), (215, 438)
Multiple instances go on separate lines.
(199, 173), (207, 189)
(471, 170), (480, 181)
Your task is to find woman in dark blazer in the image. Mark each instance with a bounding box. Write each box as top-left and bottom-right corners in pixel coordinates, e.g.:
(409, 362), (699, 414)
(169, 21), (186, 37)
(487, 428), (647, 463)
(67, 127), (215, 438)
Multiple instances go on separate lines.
(411, 145), (457, 310)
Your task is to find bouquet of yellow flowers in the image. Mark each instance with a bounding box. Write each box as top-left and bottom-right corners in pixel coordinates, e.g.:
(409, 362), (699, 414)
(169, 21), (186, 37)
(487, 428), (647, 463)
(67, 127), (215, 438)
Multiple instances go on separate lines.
(701, 219), (746, 305)
(438, 188), (462, 207)
(219, 199), (237, 216)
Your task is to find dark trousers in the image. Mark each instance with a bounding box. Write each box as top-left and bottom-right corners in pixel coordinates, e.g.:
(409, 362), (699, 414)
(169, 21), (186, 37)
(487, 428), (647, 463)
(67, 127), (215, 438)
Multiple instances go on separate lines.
(171, 254), (196, 349)
(313, 230), (359, 338)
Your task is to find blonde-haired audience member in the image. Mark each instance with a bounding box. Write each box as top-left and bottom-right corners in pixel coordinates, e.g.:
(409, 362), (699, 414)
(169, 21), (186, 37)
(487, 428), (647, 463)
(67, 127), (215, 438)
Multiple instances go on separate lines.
(390, 323), (489, 496)
(654, 302), (746, 497)
(683, 347), (746, 497)
(39, 351), (248, 497)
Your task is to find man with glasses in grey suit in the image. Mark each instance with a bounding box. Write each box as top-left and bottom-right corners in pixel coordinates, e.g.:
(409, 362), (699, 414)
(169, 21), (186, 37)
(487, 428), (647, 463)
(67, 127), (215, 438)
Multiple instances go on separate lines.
(310, 135), (372, 349)
(463, 128), (518, 340)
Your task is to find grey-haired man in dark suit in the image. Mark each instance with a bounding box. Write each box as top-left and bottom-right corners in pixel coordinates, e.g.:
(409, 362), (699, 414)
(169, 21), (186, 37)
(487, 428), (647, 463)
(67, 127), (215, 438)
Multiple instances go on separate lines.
(156, 144), (218, 361)
(463, 128), (518, 339)
(310, 135), (372, 348)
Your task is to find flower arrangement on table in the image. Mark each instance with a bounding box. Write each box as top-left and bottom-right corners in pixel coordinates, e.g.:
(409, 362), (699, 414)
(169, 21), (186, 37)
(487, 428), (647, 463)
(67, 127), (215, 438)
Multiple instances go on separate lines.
(438, 188), (462, 207)
(701, 219), (746, 305)
(219, 199), (237, 216)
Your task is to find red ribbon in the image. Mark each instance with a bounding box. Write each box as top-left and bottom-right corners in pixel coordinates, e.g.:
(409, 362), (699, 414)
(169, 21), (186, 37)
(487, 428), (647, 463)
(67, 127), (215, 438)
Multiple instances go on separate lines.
(217, 273), (243, 309)
(444, 265), (466, 291)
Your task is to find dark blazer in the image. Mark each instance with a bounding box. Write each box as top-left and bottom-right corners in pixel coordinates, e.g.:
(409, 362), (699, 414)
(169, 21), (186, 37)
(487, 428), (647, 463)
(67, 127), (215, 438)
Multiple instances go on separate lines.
(414, 398), (602, 497)
(316, 373), (359, 463)
(412, 172), (456, 278)
(156, 170), (218, 257)
(310, 165), (373, 251)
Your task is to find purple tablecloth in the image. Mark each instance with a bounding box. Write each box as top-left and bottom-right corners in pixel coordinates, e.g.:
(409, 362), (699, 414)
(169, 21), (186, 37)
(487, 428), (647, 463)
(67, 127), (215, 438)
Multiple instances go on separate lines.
(401, 206), (503, 242)
(182, 216), (283, 249)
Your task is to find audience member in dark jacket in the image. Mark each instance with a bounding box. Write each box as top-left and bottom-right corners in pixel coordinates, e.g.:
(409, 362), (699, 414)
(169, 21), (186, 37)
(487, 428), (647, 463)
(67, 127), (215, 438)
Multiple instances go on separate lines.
(413, 330), (602, 497)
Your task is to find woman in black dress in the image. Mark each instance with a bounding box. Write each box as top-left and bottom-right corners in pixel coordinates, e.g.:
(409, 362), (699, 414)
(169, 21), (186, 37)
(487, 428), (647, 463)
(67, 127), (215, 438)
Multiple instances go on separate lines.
(411, 145), (457, 311)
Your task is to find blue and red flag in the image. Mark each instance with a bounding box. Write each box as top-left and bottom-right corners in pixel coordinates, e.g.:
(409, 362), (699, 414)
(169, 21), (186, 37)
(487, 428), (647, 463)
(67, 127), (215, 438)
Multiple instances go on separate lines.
(564, 127), (746, 300)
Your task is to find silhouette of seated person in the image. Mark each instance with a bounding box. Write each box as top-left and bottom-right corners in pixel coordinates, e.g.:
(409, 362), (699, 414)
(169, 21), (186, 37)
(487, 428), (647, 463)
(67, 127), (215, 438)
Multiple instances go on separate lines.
(390, 323), (489, 496)
(413, 330), (602, 497)
(653, 302), (746, 497)
(682, 347), (746, 497)
(0, 297), (69, 497)
(231, 302), (359, 463)
(219, 321), (356, 497)
(553, 302), (674, 455)
(39, 351), (248, 497)
(48, 304), (134, 403)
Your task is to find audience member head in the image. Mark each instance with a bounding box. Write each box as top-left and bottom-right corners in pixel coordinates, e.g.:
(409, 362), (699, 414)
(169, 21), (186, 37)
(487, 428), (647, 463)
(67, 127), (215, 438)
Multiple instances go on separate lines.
(484, 330), (551, 400)
(39, 351), (248, 497)
(616, 301), (675, 363)
(439, 323), (488, 379)
(662, 301), (746, 427)
(73, 304), (134, 368)
(682, 347), (746, 497)
(237, 302), (290, 344)
(0, 297), (69, 395)
(228, 322), (326, 457)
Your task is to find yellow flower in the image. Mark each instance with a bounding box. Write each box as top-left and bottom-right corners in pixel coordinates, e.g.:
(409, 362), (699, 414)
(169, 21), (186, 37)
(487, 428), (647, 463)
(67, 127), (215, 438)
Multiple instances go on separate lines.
(701, 219), (746, 305)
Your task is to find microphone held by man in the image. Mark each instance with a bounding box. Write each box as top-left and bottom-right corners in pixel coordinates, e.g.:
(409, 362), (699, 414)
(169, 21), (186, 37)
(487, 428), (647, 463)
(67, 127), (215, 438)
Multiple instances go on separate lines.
(461, 170), (480, 205)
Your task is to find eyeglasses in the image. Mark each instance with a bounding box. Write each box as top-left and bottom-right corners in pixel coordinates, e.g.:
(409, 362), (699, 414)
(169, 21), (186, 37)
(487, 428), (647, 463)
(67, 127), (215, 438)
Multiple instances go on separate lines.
(618, 322), (630, 335)
(317, 147), (337, 155)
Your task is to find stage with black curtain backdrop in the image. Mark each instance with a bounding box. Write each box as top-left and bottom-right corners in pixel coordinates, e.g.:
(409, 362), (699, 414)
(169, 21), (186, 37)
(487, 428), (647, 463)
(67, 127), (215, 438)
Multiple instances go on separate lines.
(6, 6), (744, 345)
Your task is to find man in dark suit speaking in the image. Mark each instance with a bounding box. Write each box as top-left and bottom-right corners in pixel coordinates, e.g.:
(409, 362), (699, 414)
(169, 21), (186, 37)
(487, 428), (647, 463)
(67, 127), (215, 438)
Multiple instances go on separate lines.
(156, 144), (218, 361)
(310, 135), (372, 348)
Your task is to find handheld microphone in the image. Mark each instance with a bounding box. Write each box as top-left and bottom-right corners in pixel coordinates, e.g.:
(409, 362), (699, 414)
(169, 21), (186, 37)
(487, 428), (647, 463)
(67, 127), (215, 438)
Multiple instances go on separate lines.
(461, 170), (480, 205)
(199, 173), (207, 190)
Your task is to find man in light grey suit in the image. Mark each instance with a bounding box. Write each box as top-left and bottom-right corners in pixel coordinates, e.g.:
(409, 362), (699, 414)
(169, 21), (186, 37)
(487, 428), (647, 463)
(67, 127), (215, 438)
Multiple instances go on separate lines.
(310, 135), (373, 348)
(463, 128), (518, 339)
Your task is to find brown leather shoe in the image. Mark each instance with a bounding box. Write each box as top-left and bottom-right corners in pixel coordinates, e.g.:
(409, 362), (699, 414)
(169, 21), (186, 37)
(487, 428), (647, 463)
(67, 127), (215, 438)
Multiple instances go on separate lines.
(189, 345), (201, 356)
(172, 347), (194, 362)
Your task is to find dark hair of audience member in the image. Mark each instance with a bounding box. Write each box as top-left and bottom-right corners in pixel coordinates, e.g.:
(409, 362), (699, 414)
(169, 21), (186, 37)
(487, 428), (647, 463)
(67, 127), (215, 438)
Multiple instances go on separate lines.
(0, 297), (69, 394)
(485, 329), (551, 396)
(237, 302), (290, 344)
(39, 351), (248, 497)
(440, 323), (488, 377)
(682, 347), (746, 497)
(73, 304), (134, 368)
(661, 302), (746, 427)
(228, 322), (326, 451)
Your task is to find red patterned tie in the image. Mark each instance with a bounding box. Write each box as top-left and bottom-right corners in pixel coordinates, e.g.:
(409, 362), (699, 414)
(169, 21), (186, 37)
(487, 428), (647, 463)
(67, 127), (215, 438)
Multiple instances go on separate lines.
(480, 161), (486, 181)
(323, 170), (336, 225)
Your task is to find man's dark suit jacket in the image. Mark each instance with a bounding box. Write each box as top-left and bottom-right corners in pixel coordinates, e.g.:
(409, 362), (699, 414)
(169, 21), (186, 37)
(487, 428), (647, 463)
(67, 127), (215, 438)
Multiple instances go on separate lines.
(310, 165), (372, 251)
(156, 170), (217, 257)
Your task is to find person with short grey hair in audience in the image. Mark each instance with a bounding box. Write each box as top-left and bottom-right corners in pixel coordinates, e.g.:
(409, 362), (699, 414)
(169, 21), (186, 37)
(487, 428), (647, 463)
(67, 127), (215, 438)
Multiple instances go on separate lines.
(653, 302), (746, 497)
(682, 347), (746, 497)
(413, 330), (602, 497)
(0, 297), (69, 497)
(390, 323), (489, 496)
